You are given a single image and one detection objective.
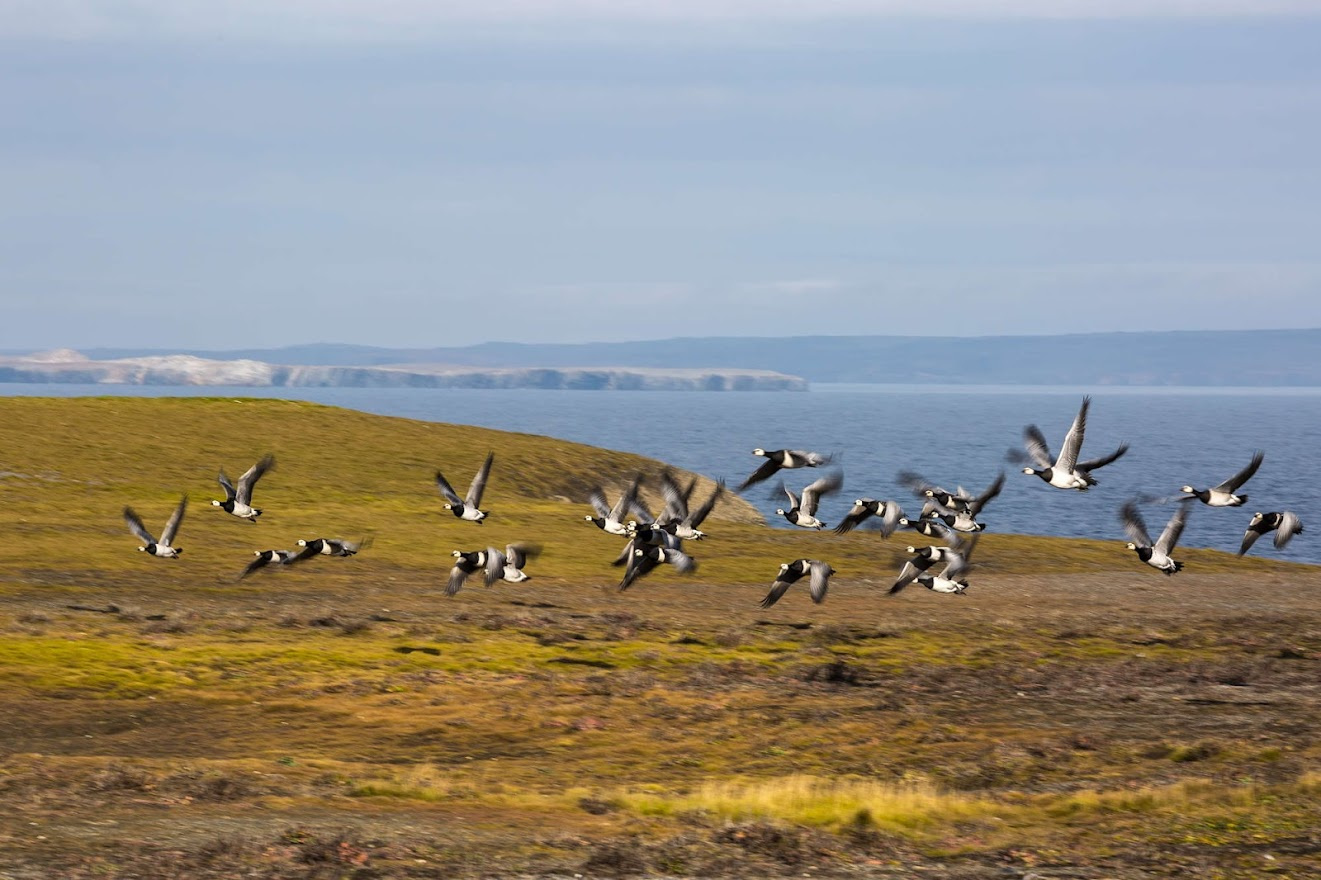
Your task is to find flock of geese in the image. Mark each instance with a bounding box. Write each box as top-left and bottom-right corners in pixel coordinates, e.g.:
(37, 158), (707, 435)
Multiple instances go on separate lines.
(122, 396), (1305, 607)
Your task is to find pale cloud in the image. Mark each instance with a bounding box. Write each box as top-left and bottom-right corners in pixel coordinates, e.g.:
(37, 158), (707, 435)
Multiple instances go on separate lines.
(4, 0), (1321, 41)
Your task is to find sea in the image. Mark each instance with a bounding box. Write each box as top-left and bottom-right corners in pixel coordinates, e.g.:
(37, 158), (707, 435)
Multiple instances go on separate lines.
(5, 383), (1320, 564)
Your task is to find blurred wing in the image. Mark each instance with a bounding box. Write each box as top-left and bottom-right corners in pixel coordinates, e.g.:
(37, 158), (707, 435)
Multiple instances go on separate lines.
(122, 507), (155, 544)
(1155, 502), (1191, 555)
(587, 487), (611, 518)
(1022, 425), (1055, 469)
(1057, 396), (1090, 472)
(288, 541), (322, 565)
(1238, 526), (1263, 556)
(216, 469), (236, 502)
(1217, 450), (1264, 492)
(658, 470), (689, 523)
(239, 552), (273, 580)
(1119, 501), (1152, 547)
(758, 579), (794, 609)
(160, 495), (188, 546)
(968, 472), (1005, 516)
(737, 457), (782, 492)
(889, 560), (922, 594)
(779, 481), (800, 512)
(466, 452), (494, 506)
(505, 542), (541, 568)
(434, 470), (463, 506)
(1274, 511), (1303, 549)
(483, 547), (506, 587)
(445, 564), (472, 597)
(832, 499), (874, 535)
(687, 480), (725, 528)
(879, 501), (903, 537)
(800, 471), (843, 516)
(236, 454), (274, 505)
(610, 475), (643, 522)
(1078, 443), (1129, 473)
(895, 470), (935, 500)
(807, 561), (832, 604)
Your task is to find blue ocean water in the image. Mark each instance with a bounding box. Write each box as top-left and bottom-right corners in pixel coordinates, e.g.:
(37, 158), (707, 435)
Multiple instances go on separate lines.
(6, 383), (1319, 563)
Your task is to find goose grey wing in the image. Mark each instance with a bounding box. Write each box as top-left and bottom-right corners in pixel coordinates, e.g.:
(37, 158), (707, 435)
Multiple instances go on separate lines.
(123, 507), (156, 544)
(941, 536), (978, 579)
(686, 480), (725, 528)
(658, 471), (690, 524)
(160, 495), (188, 546)
(1238, 525), (1264, 556)
(610, 475), (643, 522)
(216, 469), (237, 502)
(434, 470), (463, 506)
(878, 501), (903, 537)
(967, 472), (1005, 516)
(1057, 396), (1090, 472)
(738, 457), (782, 491)
(1119, 500), (1153, 547)
(446, 562), (475, 597)
(239, 552), (274, 580)
(483, 546), (506, 587)
(1078, 443), (1129, 473)
(466, 452), (494, 507)
(833, 499), (876, 535)
(1216, 450), (1264, 493)
(889, 559), (923, 594)
(1274, 511), (1303, 549)
(800, 471), (843, 516)
(1154, 502), (1191, 555)
(288, 539), (324, 565)
(807, 560), (833, 604)
(587, 487), (611, 518)
(235, 454), (275, 505)
(758, 577), (795, 609)
(1021, 425), (1055, 470)
(896, 470), (938, 501)
(619, 548), (661, 591)
(505, 542), (541, 569)
(779, 481), (800, 511)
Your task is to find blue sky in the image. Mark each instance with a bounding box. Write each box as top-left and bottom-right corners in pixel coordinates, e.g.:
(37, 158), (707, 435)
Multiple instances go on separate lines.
(2, 2), (1320, 350)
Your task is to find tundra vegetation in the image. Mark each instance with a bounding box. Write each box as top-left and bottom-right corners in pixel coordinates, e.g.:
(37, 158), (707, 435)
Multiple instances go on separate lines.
(0, 397), (1317, 878)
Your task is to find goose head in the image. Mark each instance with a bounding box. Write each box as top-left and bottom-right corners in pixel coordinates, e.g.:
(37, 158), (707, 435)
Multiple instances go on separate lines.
(752, 448), (767, 456)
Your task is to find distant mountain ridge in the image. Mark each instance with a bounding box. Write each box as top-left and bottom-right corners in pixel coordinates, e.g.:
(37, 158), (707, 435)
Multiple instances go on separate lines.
(34, 329), (1321, 386)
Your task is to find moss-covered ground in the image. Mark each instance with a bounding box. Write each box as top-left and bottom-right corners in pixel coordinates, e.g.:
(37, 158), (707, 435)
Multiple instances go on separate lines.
(1, 397), (1318, 878)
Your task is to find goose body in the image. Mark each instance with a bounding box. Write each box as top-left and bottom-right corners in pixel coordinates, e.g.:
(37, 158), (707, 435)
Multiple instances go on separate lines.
(123, 496), (188, 558)
(1018, 397), (1128, 490)
(890, 533), (975, 594)
(435, 452), (494, 522)
(619, 545), (697, 591)
(658, 471), (724, 540)
(833, 498), (903, 536)
(211, 455), (274, 521)
(759, 559), (835, 608)
(491, 542), (540, 582)
(292, 536), (370, 563)
(1181, 451), (1264, 507)
(777, 471), (843, 530)
(445, 549), (489, 596)
(1238, 511), (1304, 556)
(919, 472), (1004, 533)
(239, 548), (297, 579)
(1121, 499), (1190, 575)
(738, 448), (831, 492)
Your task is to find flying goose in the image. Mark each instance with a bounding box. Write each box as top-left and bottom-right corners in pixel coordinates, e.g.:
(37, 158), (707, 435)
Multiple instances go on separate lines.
(618, 545), (697, 591)
(737, 448), (832, 492)
(920, 472), (1004, 533)
(833, 498), (903, 536)
(658, 471), (725, 540)
(212, 454), (275, 522)
(292, 536), (371, 563)
(445, 548), (489, 596)
(1180, 451), (1264, 507)
(890, 532), (976, 595)
(123, 496), (188, 558)
(896, 470), (976, 514)
(585, 476), (644, 536)
(1016, 396), (1128, 490)
(776, 471), (843, 530)
(759, 559), (835, 608)
(435, 452), (494, 523)
(1238, 511), (1304, 556)
(896, 515), (951, 539)
(239, 548), (298, 579)
(1121, 499), (1191, 575)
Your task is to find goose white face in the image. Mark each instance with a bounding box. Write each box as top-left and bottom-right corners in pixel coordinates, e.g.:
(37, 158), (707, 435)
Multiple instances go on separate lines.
(1125, 542), (1138, 550)
(1022, 467), (1036, 475)
(210, 499), (222, 507)
(752, 448), (765, 456)
(1180, 485), (1195, 493)
(775, 508), (786, 516)
(451, 550), (462, 558)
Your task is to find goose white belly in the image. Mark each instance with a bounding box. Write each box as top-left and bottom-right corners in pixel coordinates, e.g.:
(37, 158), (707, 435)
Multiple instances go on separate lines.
(1048, 469), (1089, 490)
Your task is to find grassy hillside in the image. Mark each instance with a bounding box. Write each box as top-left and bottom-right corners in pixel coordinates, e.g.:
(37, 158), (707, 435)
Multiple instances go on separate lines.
(1, 397), (1319, 879)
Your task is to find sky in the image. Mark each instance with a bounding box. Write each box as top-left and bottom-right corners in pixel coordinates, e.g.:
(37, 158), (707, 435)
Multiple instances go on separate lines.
(3, 1), (1321, 350)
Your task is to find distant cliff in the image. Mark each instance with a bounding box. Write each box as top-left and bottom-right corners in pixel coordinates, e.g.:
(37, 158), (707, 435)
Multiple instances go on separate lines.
(0, 351), (808, 391)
